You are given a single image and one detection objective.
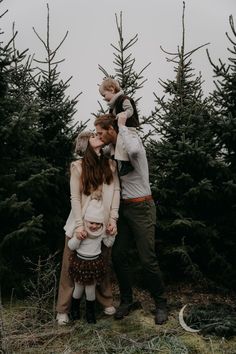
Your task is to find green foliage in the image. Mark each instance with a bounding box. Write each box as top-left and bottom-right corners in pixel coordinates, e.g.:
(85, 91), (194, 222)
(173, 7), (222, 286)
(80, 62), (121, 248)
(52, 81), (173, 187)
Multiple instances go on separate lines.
(185, 303), (236, 338)
(0, 16), (46, 294)
(97, 11), (150, 128)
(207, 15), (236, 171)
(207, 14), (236, 285)
(0, 4), (85, 296)
(29, 5), (86, 256)
(147, 3), (235, 288)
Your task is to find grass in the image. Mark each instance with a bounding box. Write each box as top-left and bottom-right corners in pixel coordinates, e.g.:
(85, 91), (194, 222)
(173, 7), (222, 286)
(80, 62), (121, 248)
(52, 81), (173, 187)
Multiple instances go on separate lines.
(1, 284), (236, 353)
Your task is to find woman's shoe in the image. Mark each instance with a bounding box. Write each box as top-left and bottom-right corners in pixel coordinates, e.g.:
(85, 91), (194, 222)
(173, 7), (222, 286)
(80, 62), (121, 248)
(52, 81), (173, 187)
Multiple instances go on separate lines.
(104, 306), (116, 315)
(56, 313), (69, 325)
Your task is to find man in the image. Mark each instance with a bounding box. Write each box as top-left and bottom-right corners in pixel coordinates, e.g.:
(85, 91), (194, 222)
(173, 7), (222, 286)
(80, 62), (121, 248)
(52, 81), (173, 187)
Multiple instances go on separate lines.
(94, 113), (168, 325)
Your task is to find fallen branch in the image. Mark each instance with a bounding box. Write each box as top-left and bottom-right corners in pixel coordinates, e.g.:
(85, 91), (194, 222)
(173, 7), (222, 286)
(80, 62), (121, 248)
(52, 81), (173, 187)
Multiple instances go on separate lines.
(5, 327), (74, 346)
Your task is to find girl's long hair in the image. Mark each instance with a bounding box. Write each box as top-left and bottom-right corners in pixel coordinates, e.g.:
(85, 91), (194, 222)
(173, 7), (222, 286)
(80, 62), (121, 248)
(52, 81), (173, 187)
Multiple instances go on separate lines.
(81, 144), (113, 195)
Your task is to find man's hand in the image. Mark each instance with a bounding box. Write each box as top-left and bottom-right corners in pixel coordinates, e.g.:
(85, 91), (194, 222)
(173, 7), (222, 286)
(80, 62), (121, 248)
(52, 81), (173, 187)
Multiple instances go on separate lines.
(117, 112), (127, 127)
(74, 226), (87, 240)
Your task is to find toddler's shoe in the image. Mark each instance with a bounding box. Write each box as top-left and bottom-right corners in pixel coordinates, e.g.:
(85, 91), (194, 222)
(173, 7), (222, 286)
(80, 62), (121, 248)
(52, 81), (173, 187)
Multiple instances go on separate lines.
(56, 313), (69, 325)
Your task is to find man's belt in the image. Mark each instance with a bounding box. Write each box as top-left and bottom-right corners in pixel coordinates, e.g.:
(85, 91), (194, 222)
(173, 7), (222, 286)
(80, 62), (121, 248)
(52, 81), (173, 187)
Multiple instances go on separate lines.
(122, 195), (153, 204)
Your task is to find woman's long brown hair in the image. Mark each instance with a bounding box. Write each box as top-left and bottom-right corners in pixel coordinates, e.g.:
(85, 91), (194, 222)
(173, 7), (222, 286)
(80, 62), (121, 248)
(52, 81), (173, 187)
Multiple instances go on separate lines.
(81, 144), (113, 195)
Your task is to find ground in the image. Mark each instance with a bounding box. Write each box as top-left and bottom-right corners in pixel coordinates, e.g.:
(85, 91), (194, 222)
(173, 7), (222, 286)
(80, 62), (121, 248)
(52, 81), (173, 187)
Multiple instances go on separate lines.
(1, 283), (236, 353)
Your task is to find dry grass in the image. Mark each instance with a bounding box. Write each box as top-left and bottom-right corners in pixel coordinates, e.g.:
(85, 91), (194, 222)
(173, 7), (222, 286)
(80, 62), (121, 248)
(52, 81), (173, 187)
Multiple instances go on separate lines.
(1, 284), (236, 354)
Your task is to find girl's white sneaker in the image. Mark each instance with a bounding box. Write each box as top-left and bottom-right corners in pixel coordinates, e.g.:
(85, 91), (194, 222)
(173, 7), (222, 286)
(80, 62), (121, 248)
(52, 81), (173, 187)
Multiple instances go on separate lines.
(104, 306), (116, 315)
(56, 313), (69, 325)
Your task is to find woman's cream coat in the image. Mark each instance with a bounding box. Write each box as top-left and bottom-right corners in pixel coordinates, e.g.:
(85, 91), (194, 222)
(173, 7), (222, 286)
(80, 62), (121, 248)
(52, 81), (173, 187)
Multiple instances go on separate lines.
(64, 159), (120, 238)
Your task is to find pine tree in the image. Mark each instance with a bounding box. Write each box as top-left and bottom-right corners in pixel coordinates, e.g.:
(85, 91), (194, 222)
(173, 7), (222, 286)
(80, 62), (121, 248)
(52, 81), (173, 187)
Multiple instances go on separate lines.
(0, 6), (46, 295)
(206, 14), (236, 286)
(97, 11), (150, 133)
(207, 15), (236, 171)
(0, 3), (85, 295)
(147, 2), (234, 288)
(27, 4), (85, 254)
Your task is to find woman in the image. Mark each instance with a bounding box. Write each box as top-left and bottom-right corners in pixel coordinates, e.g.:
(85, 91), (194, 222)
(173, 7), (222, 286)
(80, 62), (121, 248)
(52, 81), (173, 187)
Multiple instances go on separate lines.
(56, 131), (120, 325)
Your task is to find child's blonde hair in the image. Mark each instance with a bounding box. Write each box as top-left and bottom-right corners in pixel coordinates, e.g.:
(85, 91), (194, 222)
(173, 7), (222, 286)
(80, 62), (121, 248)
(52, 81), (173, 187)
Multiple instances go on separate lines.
(99, 77), (121, 95)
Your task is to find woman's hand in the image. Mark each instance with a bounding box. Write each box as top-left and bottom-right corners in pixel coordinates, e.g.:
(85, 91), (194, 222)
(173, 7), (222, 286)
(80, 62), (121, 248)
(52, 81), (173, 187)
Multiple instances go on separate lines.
(106, 219), (117, 236)
(74, 226), (87, 240)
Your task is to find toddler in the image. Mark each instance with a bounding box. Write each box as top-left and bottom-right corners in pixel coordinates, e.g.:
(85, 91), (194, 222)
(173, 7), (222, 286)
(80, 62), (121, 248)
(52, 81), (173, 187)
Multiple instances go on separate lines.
(99, 77), (139, 176)
(68, 192), (115, 324)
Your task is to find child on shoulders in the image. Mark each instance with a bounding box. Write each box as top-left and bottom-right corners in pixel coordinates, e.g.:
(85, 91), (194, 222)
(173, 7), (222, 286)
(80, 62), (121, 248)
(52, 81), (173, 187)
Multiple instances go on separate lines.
(99, 77), (139, 176)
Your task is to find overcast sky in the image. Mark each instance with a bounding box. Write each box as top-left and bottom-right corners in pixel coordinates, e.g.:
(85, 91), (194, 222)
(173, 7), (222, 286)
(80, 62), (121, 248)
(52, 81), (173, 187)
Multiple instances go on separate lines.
(1, 0), (235, 128)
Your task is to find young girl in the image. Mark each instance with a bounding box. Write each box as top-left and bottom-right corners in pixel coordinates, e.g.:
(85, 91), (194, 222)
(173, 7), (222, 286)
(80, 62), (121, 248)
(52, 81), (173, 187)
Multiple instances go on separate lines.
(56, 131), (120, 325)
(68, 192), (115, 324)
